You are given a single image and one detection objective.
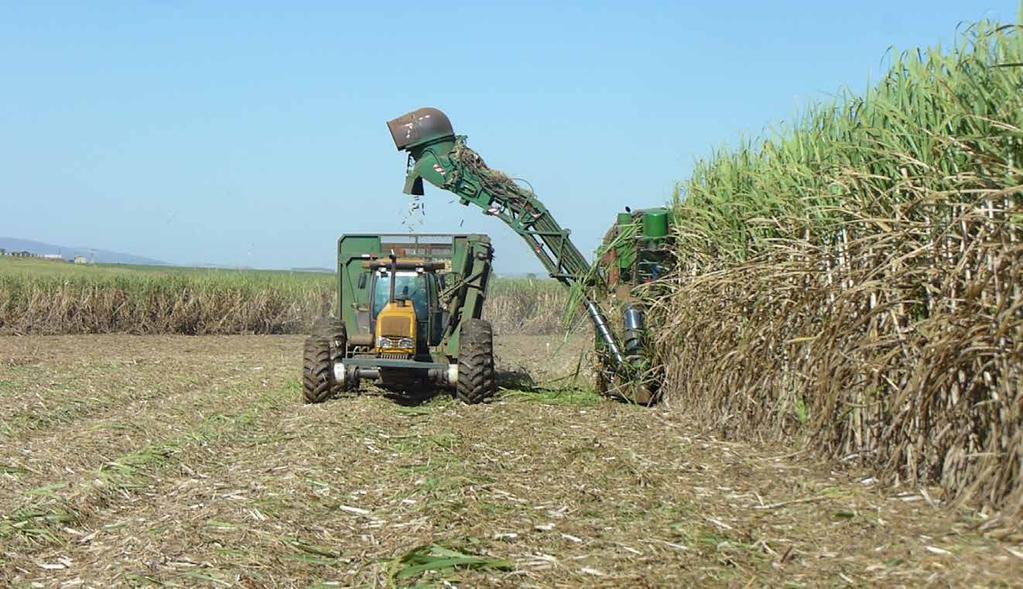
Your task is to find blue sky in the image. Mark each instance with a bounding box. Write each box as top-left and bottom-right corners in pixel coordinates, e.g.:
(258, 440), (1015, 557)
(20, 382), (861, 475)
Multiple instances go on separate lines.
(1, 1), (1018, 273)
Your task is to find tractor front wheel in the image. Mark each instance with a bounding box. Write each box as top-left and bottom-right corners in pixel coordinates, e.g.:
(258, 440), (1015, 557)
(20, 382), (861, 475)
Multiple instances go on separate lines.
(314, 318), (347, 372)
(456, 319), (497, 404)
(302, 335), (335, 404)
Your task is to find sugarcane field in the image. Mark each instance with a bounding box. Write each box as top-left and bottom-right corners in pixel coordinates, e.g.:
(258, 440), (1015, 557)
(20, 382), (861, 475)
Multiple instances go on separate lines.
(2, 3), (1023, 588)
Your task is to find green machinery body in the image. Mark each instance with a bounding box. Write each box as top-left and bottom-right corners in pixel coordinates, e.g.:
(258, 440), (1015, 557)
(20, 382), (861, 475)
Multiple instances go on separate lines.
(386, 108), (673, 403)
(301, 232), (497, 404)
(601, 207), (673, 292)
(336, 233), (492, 361)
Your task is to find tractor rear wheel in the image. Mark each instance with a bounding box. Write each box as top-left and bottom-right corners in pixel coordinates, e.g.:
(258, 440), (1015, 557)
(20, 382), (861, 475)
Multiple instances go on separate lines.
(302, 335), (334, 404)
(456, 318), (496, 404)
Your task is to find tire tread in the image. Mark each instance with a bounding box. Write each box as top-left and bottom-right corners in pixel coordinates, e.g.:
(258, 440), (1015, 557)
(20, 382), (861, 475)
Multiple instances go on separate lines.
(456, 319), (496, 404)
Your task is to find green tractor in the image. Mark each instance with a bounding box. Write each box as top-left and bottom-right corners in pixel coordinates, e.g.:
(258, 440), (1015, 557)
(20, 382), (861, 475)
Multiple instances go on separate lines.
(303, 233), (497, 404)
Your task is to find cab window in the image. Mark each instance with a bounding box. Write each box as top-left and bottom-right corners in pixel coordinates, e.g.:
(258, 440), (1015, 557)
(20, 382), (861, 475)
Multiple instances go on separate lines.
(373, 271), (429, 320)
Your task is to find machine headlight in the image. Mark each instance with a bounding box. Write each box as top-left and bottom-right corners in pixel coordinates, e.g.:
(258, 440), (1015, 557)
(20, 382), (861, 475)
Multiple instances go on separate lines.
(377, 336), (414, 350)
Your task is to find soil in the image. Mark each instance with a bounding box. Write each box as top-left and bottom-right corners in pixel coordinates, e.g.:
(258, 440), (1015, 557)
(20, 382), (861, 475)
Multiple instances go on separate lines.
(1, 335), (1020, 587)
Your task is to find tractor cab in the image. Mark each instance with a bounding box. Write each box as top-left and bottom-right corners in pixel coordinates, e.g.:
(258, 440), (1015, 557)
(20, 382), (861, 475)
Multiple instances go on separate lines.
(367, 255), (444, 359)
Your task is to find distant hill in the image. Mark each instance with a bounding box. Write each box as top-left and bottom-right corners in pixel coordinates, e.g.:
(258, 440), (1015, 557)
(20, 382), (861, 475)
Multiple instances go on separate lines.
(0, 237), (167, 266)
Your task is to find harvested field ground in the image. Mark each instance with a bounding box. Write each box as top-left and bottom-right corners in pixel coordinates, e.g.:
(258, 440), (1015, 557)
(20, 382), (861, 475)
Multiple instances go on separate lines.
(1, 336), (1021, 587)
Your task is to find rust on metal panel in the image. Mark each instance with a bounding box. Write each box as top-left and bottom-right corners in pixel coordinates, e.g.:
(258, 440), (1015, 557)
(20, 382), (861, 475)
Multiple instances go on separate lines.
(386, 107), (454, 150)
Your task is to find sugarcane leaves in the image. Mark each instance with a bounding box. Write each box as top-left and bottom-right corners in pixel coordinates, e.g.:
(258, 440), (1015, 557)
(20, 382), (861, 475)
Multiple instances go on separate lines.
(390, 543), (514, 584)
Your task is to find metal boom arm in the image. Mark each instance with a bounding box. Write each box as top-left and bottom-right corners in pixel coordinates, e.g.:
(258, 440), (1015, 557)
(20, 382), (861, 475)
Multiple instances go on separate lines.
(387, 108), (627, 368)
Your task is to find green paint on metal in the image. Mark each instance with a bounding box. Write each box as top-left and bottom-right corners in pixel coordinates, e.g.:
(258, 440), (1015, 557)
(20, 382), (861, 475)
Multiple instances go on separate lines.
(642, 209), (670, 239)
(336, 233), (493, 360)
(387, 107), (674, 395)
(337, 235), (381, 339)
(404, 136), (593, 288)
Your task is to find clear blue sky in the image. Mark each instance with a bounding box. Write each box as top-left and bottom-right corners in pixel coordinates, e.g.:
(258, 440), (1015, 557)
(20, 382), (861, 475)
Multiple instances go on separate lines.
(1, 1), (1017, 273)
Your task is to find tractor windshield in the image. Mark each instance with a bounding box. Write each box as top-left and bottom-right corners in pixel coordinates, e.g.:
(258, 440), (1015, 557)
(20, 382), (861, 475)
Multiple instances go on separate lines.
(372, 271), (429, 320)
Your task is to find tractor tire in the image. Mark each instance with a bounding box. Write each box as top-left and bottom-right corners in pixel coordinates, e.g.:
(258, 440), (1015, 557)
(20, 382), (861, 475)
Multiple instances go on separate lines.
(456, 318), (497, 404)
(311, 316), (351, 395)
(312, 317), (347, 368)
(302, 335), (335, 404)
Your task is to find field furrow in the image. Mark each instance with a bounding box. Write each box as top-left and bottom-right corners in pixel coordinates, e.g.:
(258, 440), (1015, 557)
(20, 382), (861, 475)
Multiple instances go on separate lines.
(0, 336), (296, 434)
(0, 337), (298, 503)
(2, 335), (1020, 587)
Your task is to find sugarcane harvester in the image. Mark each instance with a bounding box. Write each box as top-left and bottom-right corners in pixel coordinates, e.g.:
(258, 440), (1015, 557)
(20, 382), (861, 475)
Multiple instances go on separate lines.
(387, 108), (662, 403)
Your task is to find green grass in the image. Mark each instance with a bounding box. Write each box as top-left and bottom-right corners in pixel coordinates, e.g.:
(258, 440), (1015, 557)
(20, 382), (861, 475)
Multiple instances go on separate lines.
(0, 255), (331, 281)
(0, 255), (334, 301)
(501, 387), (603, 407)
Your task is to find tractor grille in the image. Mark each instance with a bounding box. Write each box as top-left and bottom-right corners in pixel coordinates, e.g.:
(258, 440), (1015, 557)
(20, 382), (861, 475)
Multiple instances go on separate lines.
(379, 352), (413, 360)
(379, 315), (413, 338)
